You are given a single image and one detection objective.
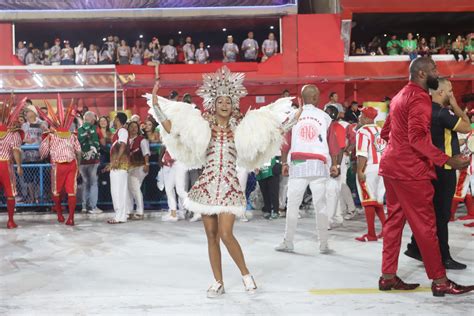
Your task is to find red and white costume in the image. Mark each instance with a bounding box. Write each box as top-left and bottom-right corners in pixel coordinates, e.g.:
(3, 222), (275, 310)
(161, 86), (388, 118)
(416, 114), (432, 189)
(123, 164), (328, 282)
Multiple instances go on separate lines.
(356, 124), (386, 207)
(451, 131), (474, 220)
(36, 93), (81, 226)
(0, 129), (23, 228)
(40, 131), (81, 225)
(282, 104), (333, 251)
(355, 109), (387, 241)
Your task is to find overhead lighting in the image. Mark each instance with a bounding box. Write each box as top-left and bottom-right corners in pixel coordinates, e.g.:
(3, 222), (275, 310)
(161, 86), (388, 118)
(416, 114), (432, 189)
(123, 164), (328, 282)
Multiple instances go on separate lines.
(383, 34), (387, 37)
(75, 72), (84, 87)
(448, 32), (451, 36)
(139, 34), (144, 39)
(416, 33), (420, 36)
(102, 37), (106, 42)
(222, 28), (227, 32)
(270, 26), (274, 30)
(207, 45), (211, 48)
(178, 31), (182, 35)
(23, 41), (26, 44)
(33, 73), (44, 88)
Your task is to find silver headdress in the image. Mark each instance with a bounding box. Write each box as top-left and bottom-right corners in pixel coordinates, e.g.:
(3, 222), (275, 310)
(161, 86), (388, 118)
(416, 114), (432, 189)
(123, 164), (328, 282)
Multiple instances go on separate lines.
(196, 66), (248, 111)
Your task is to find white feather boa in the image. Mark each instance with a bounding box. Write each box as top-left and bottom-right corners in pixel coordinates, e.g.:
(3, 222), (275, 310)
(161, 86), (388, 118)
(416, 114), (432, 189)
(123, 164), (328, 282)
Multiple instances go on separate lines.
(234, 97), (295, 170)
(144, 94), (211, 168)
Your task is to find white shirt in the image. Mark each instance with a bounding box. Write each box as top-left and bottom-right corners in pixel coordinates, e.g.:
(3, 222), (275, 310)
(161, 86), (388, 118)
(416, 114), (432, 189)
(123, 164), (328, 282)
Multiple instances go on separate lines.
(241, 38), (259, 60)
(289, 105), (332, 178)
(262, 39), (278, 57)
(356, 124), (386, 165)
(74, 46), (87, 64)
(222, 43), (239, 61)
(117, 128), (128, 144)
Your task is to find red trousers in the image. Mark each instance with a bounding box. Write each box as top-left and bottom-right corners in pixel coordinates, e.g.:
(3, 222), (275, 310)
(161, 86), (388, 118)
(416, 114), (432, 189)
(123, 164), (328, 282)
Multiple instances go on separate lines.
(0, 161), (16, 198)
(382, 177), (446, 280)
(51, 161), (78, 196)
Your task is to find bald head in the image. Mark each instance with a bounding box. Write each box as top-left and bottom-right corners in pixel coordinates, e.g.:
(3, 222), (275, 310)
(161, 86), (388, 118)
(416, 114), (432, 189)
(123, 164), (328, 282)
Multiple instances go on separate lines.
(409, 57), (439, 90)
(301, 84), (320, 106)
(430, 78), (452, 106)
(409, 57), (435, 79)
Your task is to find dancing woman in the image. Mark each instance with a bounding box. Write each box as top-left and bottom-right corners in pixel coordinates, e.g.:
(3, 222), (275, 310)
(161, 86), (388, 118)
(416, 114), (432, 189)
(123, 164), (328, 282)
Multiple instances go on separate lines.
(146, 66), (301, 298)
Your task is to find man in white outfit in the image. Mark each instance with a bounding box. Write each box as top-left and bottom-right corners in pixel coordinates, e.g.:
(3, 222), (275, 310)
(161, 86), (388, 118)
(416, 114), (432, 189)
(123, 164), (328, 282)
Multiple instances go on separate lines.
(107, 112), (130, 224)
(276, 85), (340, 254)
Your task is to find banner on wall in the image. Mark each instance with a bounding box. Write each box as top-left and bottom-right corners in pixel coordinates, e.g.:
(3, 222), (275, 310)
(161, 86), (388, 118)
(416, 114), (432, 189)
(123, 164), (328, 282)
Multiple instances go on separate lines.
(0, 1), (296, 10)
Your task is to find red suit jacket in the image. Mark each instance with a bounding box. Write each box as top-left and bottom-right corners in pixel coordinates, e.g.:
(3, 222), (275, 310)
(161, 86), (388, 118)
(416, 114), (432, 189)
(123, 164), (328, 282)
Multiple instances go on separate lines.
(379, 82), (449, 181)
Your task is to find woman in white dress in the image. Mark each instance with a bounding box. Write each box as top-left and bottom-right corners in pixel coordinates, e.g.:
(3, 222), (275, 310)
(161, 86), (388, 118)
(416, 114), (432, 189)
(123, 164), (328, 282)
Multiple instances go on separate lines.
(147, 66), (301, 298)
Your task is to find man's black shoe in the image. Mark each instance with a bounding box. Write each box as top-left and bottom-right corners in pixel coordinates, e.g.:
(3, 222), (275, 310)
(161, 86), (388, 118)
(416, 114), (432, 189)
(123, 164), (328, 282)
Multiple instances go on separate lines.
(444, 258), (467, 270)
(404, 248), (423, 262)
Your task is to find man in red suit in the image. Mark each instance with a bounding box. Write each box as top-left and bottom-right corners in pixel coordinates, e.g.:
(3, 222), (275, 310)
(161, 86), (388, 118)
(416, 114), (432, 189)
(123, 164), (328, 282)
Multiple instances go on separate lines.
(378, 57), (474, 297)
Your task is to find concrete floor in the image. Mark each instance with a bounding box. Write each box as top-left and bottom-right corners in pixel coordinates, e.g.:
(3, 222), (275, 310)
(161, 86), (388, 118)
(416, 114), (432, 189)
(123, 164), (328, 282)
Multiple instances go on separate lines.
(0, 210), (473, 315)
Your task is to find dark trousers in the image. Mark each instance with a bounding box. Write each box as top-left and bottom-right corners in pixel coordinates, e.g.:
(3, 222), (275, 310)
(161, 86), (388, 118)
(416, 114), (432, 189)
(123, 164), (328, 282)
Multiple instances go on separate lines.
(408, 168), (456, 261)
(258, 175), (280, 214)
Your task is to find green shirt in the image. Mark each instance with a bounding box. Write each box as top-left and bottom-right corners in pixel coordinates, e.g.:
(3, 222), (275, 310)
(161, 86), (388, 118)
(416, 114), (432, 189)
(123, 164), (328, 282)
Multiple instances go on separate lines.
(465, 42), (474, 52)
(402, 39), (417, 52)
(256, 157), (277, 181)
(78, 122), (100, 162)
(386, 40), (402, 55)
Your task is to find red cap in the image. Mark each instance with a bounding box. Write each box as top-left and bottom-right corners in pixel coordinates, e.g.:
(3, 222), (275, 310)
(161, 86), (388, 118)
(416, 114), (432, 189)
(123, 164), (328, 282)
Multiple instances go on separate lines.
(361, 107), (378, 120)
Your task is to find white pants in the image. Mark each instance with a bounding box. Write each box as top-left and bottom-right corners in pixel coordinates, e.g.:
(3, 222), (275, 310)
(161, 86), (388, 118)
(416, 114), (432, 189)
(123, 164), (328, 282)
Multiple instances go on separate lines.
(110, 169), (130, 222)
(279, 176), (288, 209)
(127, 166), (148, 215)
(163, 162), (188, 211)
(356, 165), (385, 206)
(284, 176), (329, 248)
(326, 177), (343, 225)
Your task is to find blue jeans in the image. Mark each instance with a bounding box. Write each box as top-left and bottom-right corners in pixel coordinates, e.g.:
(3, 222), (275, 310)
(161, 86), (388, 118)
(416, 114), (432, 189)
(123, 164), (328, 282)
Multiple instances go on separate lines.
(80, 163), (99, 210)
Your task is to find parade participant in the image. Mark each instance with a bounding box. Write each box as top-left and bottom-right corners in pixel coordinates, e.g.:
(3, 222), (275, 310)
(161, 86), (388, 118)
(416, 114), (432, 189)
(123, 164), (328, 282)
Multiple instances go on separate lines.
(0, 98), (26, 229)
(160, 149), (187, 222)
(146, 65), (300, 298)
(355, 107), (387, 242)
(106, 112), (130, 224)
(38, 95), (81, 226)
(378, 57), (473, 296)
(275, 85), (340, 254)
(126, 121), (150, 220)
(404, 78), (471, 269)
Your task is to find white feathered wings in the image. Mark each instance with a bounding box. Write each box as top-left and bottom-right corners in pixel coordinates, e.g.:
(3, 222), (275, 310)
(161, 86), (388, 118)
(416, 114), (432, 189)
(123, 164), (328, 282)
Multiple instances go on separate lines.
(234, 97), (296, 170)
(144, 94), (211, 168)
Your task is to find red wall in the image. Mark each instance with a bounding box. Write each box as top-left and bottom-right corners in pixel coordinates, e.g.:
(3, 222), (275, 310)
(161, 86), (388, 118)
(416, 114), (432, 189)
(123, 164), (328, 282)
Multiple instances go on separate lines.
(0, 23), (13, 65)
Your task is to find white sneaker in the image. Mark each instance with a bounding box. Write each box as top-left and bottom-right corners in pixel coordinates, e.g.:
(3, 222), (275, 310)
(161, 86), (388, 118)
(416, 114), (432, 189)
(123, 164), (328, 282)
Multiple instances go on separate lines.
(240, 213), (249, 222)
(344, 210), (356, 220)
(320, 243), (333, 254)
(177, 211), (186, 220)
(162, 214), (178, 222)
(207, 280), (225, 298)
(275, 239), (294, 253)
(88, 208), (103, 214)
(81, 208), (88, 213)
(242, 274), (257, 294)
(189, 213), (202, 222)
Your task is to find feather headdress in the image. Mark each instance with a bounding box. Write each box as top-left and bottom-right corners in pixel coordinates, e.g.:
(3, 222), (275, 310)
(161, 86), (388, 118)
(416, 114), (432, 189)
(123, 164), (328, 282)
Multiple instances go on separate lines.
(196, 66), (247, 111)
(0, 95), (27, 137)
(35, 93), (76, 136)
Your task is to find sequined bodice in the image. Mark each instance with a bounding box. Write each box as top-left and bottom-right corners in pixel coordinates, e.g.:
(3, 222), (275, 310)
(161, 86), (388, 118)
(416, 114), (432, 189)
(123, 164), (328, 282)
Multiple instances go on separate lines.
(187, 126), (245, 209)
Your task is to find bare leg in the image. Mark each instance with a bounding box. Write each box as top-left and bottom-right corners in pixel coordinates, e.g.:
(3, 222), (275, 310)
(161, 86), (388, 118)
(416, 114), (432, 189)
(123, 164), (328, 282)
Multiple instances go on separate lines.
(218, 213), (250, 276)
(202, 215), (223, 283)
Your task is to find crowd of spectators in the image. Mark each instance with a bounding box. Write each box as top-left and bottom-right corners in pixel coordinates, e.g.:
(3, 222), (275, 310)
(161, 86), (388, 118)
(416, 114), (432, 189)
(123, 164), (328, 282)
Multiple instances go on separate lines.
(350, 32), (474, 62)
(15, 32), (279, 66)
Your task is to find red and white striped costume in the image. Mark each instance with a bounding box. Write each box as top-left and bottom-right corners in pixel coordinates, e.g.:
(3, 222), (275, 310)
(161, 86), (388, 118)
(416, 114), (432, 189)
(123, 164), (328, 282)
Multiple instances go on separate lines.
(40, 132), (81, 225)
(0, 131), (22, 198)
(356, 124), (387, 206)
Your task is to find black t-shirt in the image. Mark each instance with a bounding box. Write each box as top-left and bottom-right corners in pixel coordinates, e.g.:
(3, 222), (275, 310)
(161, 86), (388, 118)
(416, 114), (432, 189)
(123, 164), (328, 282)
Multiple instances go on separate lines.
(431, 102), (461, 170)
